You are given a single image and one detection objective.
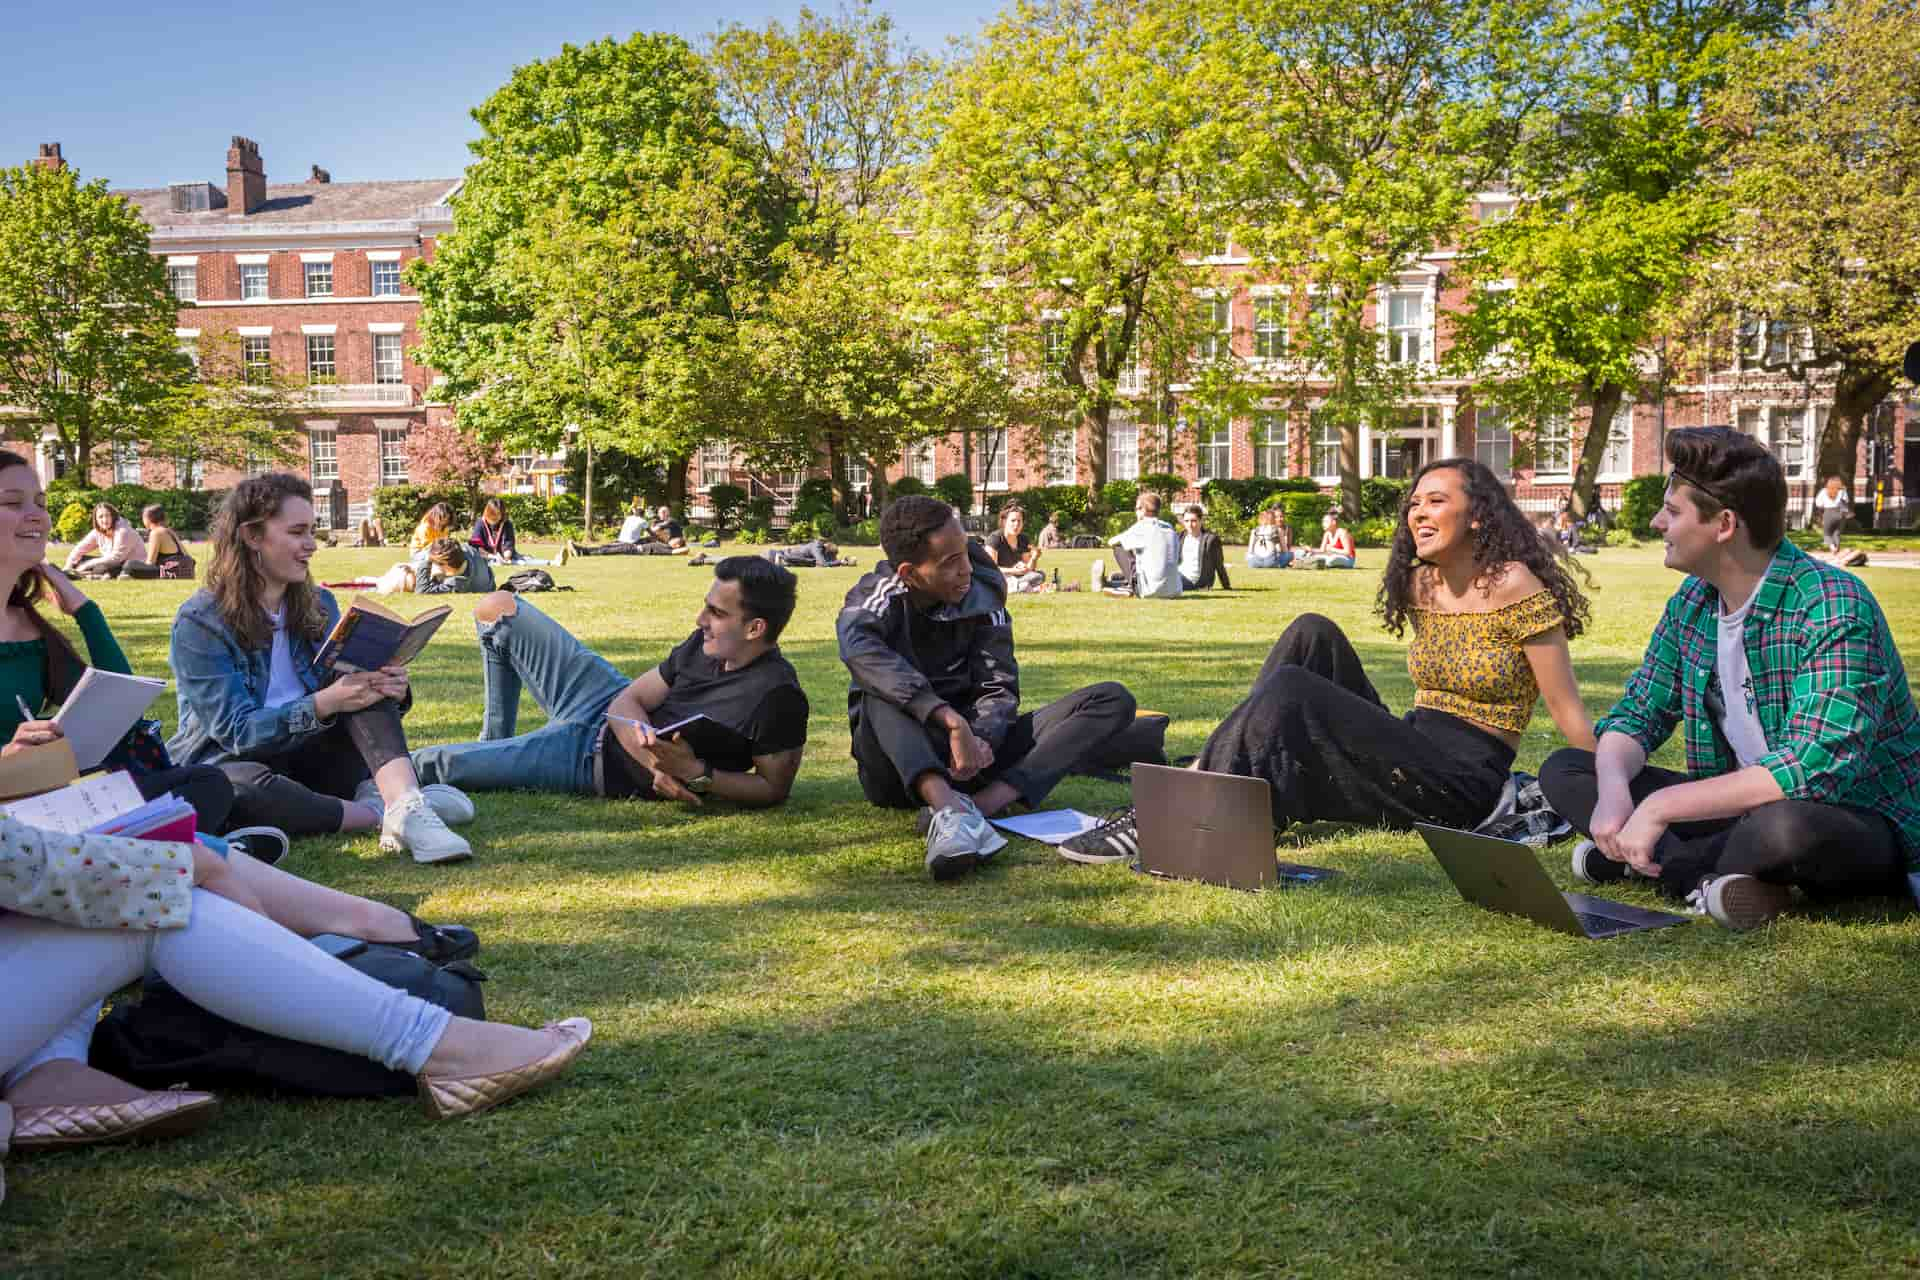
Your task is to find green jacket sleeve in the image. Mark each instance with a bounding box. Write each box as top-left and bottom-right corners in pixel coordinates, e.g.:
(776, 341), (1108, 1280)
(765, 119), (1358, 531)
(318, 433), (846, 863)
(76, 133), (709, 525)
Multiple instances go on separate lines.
(73, 601), (132, 676)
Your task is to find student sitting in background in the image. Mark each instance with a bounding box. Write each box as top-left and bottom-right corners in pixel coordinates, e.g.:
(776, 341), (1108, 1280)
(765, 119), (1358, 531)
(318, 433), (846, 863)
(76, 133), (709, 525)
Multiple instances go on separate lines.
(354, 514), (386, 548)
(64, 504), (142, 580)
(985, 504), (1046, 593)
(1092, 492), (1181, 598)
(408, 504), (453, 580)
(1037, 512), (1065, 551)
(412, 557), (808, 807)
(469, 498), (529, 565)
(1294, 511), (1357, 569)
(1246, 508), (1294, 569)
(616, 499), (651, 545)
(839, 496), (1136, 880)
(169, 474), (476, 863)
(556, 502), (690, 563)
(135, 505), (194, 579)
(1175, 505), (1232, 591)
(418, 538), (496, 595)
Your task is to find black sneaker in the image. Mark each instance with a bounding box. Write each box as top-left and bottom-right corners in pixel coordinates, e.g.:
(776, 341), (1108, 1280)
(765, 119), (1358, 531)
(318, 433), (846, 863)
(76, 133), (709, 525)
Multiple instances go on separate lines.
(404, 913), (482, 964)
(1569, 838), (1628, 885)
(1060, 806), (1139, 865)
(226, 825), (290, 867)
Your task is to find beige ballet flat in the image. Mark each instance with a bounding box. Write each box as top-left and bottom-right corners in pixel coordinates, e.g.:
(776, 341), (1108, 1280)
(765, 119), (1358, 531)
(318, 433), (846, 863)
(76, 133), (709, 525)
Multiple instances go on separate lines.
(416, 1018), (592, 1120)
(10, 1086), (219, 1150)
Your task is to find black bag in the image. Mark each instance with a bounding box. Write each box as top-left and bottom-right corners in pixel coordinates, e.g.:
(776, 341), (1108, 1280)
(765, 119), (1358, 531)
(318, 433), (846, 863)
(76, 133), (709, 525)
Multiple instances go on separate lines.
(505, 568), (566, 593)
(1075, 711), (1171, 777)
(89, 937), (487, 1099)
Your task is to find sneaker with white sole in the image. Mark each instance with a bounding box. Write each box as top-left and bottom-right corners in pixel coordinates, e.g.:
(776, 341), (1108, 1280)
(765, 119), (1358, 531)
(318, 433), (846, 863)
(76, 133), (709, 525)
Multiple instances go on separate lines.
(1089, 558), (1105, 589)
(1700, 873), (1792, 931)
(226, 825), (290, 867)
(380, 790), (474, 864)
(1569, 838), (1630, 885)
(1059, 806), (1140, 865)
(923, 796), (1007, 881)
(355, 781), (475, 826)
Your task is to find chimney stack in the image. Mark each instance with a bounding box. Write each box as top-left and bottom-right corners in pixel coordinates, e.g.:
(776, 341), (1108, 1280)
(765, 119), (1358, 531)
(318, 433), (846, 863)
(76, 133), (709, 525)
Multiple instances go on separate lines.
(308, 165), (331, 184)
(226, 136), (266, 216)
(33, 142), (64, 171)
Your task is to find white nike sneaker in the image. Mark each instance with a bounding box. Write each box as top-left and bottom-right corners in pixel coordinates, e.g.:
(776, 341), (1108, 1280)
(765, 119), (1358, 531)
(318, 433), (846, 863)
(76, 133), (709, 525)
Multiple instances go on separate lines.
(380, 790), (473, 864)
(356, 780), (475, 826)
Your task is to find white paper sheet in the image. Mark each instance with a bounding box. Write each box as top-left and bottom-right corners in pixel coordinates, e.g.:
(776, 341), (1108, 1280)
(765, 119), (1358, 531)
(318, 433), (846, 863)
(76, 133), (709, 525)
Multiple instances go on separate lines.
(989, 808), (1101, 845)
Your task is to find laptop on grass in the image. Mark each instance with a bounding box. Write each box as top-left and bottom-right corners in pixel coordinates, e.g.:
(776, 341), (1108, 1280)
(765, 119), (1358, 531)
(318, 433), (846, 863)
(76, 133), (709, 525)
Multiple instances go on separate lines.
(1130, 763), (1339, 892)
(1414, 823), (1691, 939)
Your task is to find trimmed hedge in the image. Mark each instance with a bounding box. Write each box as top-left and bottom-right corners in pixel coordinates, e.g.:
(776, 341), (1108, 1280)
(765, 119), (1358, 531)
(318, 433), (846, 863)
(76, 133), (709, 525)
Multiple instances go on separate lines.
(984, 485), (1093, 529)
(1620, 474), (1666, 538)
(1099, 479), (1138, 514)
(372, 484), (474, 532)
(1360, 477), (1410, 520)
(888, 476), (928, 498)
(47, 481), (222, 536)
(1261, 491), (1337, 544)
(1352, 516), (1397, 549)
(933, 473), (974, 513)
(1198, 476), (1318, 517)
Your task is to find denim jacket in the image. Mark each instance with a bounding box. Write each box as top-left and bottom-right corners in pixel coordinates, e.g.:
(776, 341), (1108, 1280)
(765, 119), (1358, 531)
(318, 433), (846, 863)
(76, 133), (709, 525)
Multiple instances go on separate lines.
(167, 587), (340, 766)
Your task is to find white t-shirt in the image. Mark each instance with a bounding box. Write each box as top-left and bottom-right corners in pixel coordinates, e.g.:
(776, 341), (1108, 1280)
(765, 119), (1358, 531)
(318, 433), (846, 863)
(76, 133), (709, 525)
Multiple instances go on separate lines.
(618, 514), (651, 544)
(1177, 532), (1204, 583)
(264, 605), (307, 708)
(1114, 517), (1182, 598)
(1813, 489), (1850, 511)
(1715, 579), (1770, 767)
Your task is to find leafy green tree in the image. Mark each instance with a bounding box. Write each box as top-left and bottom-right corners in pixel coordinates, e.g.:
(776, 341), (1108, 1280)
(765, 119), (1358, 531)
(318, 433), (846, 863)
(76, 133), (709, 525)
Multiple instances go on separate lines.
(0, 162), (189, 474)
(411, 35), (786, 530)
(905, 0), (1246, 494)
(1690, 0), (1920, 491)
(1446, 0), (1795, 515)
(1228, 0), (1551, 516)
(143, 331), (307, 480)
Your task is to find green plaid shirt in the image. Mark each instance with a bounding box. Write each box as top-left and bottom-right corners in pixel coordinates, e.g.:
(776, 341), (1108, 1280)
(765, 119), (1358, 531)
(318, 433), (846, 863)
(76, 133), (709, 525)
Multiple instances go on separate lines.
(1595, 540), (1920, 879)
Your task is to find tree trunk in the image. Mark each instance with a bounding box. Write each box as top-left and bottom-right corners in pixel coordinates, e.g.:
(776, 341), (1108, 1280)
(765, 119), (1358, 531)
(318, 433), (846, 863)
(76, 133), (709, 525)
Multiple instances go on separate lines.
(1339, 422), (1362, 521)
(867, 456), (887, 517)
(1821, 365), (1893, 498)
(666, 453), (691, 513)
(822, 430), (844, 519)
(583, 441), (594, 536)
(1084, 402), (1111, 495)
(1567, 381), (1626, 520)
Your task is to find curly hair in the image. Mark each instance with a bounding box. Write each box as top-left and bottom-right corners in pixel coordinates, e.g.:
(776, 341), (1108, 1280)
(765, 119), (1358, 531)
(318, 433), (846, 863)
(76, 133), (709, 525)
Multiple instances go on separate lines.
(879, 495), (957, 565)
(207, 473), (327, 652)
(1375, 458), (1591, 641)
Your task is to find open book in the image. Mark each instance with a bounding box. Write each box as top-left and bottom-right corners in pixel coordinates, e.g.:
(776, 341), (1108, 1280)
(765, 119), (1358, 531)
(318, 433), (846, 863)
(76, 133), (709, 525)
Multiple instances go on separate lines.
(314, 595), (452, 675)
(1, 769), (196, 842)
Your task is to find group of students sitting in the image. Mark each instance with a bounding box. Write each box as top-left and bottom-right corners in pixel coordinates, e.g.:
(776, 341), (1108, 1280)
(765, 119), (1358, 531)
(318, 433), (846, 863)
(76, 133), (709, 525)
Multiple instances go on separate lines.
(5, 426), (1918, 1201)
(62, 502), (194, 581)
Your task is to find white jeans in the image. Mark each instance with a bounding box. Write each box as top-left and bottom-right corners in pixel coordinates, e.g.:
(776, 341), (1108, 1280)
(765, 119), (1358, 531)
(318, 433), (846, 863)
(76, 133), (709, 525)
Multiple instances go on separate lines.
(0, 892), (451, 1083)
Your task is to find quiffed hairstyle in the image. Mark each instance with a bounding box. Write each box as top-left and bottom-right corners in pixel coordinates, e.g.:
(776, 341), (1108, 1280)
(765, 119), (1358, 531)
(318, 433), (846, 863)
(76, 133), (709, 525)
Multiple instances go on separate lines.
(712, 554), (798, 642)
(427, 537), (468, 571)
(1665, 426), (1787, 550)
(1138, 491), (1162, 517)
(207, 473), (327, 651)
(879, 495), (957, 565)
(1376, 457), (1592, 641)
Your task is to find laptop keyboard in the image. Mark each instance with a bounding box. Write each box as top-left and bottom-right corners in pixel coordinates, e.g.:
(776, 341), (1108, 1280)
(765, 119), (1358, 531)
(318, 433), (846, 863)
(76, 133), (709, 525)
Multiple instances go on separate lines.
(1574, 910), (1635, 936)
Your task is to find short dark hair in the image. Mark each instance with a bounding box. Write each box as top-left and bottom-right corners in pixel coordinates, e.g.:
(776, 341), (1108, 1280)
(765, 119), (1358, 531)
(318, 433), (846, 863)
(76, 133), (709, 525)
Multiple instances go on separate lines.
(713, 554), (798, 642)
(427, 537), (467, 571)
(1665, 427), (1786, 550)
(141, 504), (167, 526)
(880, 495), (956, 565)
(1183, 504), (1204, 519)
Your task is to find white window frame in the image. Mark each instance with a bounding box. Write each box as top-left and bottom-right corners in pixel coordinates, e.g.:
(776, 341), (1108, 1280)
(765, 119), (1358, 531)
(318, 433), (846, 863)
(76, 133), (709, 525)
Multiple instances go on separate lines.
(1194, 295), (1231, 362)
(974, 429), (1009, 490)
(372, 333), (405, 385)
(1310, 408), (1341, 482)
(242, 335), (273, 385)
(378, 424), (409, 486)
(168, 264), (197, 302)
(1597, 403), (1634, 481)
(370, 259), (403, 296)
(303, 260), (334, 299)
(239, 262), (269, 300)
(112, 440), (141, 485)
(1107, 417), (1140, 482)
(305, 334), (336, 384)
(174, 453), (206, 490)
(1385, 288), (1426, 366)
(1474, 405), (1513, 480)
(1533, 413), (1572, 479)
(904, 441), (936, 486)
(1195, 415), (1232, 482)
(1253, 297), (1289, 360)
(1046, 430), (1077, 485)
(699, 441), (731, 488)
(309, 425), (339, 483)
(1252, 410), (1288, 478)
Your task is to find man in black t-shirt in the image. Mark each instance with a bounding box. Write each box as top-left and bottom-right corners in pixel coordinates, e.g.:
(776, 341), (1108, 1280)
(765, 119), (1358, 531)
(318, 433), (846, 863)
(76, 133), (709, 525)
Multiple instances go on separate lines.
(413, 556), (808, 806)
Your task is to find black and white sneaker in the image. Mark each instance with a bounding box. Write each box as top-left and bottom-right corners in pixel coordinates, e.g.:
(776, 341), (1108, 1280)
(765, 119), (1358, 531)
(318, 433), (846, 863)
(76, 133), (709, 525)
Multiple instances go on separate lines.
(1059, 806), (1139, 865)
(226, 826), (290, 867)
(1569, 838), (1629, 885)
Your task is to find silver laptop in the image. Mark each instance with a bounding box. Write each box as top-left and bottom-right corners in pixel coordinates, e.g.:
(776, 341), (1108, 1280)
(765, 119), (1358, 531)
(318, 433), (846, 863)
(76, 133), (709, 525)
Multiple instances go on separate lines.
(1415, 823), (1691, 938)
(1132, 763), (1339, 891)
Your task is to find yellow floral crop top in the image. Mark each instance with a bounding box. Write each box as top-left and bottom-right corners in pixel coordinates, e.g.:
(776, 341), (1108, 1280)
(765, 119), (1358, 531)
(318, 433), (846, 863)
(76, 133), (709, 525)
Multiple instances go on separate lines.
(1405, 589), (1566, 734)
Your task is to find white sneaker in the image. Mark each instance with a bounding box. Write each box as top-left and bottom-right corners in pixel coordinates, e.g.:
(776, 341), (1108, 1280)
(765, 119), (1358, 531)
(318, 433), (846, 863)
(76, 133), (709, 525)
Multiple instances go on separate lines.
(380, 790), (474, 864)
(1089, 558), (1105, 589)
(356, 780), (474, 826)
(924, 796), (1007, 882)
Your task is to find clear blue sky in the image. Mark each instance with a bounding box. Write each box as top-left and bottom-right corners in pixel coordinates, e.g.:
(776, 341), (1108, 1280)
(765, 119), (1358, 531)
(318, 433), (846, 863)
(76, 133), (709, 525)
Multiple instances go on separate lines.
(3, 1), (1003, 189)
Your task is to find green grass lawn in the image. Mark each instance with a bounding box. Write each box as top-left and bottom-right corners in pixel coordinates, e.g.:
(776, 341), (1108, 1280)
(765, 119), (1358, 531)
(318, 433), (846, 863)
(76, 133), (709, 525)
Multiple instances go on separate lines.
(6, 545), (1920, 1278)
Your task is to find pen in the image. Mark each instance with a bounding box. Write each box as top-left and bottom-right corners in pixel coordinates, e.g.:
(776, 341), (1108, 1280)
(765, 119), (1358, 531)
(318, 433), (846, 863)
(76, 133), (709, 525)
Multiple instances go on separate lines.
(15, 695), (33, 721)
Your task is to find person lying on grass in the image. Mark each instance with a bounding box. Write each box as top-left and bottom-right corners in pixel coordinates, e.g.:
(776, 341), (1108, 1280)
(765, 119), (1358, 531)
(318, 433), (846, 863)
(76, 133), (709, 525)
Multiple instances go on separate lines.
(412, 555), (808, 808)
(1540, 427), (1920, 931)
(417, 538), (495, 595)
(840, 495), (1136, 882)
(1063, 457), (1595, 864)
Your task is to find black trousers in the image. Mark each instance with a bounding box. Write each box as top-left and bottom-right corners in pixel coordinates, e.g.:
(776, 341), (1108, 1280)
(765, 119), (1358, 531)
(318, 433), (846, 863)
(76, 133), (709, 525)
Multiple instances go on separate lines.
(850, 682), (1137, 810)
(574, 540), (677, 556)
(1194, 614), (1515, 831)
(1538, 747), (1908, 900)
(221, 703), (411, 836)
(135, 764), (235, 835)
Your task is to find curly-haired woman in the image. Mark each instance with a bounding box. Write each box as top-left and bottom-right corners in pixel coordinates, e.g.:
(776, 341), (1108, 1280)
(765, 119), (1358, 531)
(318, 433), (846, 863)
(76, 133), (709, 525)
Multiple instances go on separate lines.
(1063, 458), (1597, 860)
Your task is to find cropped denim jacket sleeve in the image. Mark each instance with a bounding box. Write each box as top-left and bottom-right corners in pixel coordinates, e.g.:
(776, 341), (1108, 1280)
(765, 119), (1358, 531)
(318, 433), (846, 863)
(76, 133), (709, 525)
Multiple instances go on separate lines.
(166, 588), (340, 765)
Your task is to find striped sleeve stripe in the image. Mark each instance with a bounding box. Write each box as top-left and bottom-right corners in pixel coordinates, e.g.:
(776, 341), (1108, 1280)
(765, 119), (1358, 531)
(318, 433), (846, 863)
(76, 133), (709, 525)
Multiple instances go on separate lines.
(861, 574), (908, 615)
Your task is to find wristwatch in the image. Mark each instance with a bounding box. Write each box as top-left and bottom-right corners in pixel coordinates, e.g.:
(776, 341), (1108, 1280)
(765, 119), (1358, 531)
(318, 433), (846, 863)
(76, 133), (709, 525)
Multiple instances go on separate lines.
(685, 763), (714, 795)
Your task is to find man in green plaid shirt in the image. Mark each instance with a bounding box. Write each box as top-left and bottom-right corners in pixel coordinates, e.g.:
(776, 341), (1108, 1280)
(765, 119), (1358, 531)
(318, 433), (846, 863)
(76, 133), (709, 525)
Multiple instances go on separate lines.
(1541, 428), (1920, 930)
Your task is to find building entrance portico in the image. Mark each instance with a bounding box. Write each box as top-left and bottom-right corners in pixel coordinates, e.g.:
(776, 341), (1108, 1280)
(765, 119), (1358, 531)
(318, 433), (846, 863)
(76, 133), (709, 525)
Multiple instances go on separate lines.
(1358, 404), (1454, 479)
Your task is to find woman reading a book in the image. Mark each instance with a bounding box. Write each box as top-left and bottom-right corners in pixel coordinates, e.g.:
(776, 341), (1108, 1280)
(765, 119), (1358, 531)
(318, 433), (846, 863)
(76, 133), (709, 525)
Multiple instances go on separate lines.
(470, 497), (527, 565)
(169, 474), (476, 863)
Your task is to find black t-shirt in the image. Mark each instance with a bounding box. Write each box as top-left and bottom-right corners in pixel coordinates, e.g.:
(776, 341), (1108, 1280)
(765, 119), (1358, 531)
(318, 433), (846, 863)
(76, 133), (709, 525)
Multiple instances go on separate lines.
(985, 531), (1032, 569)
(658, 520), (684, 541)
(602, 630), (809, 796)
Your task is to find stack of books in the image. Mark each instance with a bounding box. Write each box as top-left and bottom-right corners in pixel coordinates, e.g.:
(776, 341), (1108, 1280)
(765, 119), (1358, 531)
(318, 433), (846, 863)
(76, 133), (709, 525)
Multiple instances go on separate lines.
(1, 769), (196, 843)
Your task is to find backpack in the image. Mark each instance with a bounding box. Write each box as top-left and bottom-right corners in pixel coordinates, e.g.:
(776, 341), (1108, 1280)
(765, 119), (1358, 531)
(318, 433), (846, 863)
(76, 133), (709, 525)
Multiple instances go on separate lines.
(89, 936), (487, 1099)
(506, 568), (568, 593)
